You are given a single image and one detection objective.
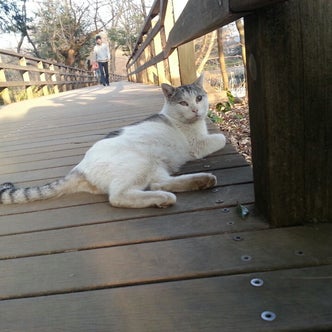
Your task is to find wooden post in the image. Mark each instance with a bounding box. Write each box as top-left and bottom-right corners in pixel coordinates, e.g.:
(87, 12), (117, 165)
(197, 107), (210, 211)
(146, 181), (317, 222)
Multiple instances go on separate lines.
(177, 43), (197, 85)
(50, 64), (59, 93)
(60, 69), (66, 92)
(154, 32), (166, 85)
(38, 61), (49, 96)
(172, 0), (196, 85)
(19, 57), (33, 99)
(163, 0), (181, 86)
(0, 55), (11, 104)
(143, 36), (158, 85)
(136, 52), (148, 84)
(245, 0), (331, 226)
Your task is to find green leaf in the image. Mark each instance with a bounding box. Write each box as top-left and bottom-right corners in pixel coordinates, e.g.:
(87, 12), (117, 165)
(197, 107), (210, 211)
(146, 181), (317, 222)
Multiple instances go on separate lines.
(237, 203), (249, 219)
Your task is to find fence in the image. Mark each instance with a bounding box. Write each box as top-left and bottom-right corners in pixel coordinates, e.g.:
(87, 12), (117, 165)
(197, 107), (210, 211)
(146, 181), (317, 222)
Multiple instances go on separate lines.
(126, 0), (284, 86)
(0, 49), (97, 105)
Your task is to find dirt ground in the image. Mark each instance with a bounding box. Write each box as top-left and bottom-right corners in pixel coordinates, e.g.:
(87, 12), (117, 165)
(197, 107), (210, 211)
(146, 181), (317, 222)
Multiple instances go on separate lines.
(211, 101), (252, 164)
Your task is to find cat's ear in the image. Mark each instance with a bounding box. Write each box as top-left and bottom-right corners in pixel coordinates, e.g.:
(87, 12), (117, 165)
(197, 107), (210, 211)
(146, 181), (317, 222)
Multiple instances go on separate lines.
(194, 73), (204, 87)
(161, 83), (175, 99)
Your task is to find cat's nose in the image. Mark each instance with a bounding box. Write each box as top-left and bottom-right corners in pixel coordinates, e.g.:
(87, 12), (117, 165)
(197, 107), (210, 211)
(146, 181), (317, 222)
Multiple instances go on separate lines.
(191, 109), (198, 114)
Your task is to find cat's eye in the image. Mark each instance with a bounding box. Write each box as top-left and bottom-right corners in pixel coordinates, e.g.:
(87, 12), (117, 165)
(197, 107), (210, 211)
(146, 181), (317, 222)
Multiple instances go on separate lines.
(196, 95), (203, 102)
(179, 101), (188, 106)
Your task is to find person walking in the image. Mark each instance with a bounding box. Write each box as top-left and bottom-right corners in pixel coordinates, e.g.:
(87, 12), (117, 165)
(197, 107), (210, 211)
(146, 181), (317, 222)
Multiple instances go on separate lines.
(93, 35), (110, 86)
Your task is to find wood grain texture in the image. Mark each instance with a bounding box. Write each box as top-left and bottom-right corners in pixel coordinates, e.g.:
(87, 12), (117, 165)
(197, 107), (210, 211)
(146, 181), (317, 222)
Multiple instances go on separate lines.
(1, 265), (331, 331)
(0, 204), (266, 260)
(0, 224), (331, 300)
(245, 0), (332, 225)
(230, 0), (285, 11)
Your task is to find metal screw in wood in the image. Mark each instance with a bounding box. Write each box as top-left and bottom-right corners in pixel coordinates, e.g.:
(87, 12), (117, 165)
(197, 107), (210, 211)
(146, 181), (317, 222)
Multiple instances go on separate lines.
(250, 278), (264, 287)
(261, 311), (276, 322)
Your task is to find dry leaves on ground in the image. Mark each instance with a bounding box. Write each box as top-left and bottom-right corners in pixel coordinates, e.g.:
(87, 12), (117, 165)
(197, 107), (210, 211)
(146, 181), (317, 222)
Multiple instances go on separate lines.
(210, 101), (252, 164)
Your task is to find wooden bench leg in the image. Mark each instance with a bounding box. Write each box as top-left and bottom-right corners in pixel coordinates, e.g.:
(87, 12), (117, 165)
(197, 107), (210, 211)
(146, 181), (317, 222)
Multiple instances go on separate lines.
(244, 0), (331, 226)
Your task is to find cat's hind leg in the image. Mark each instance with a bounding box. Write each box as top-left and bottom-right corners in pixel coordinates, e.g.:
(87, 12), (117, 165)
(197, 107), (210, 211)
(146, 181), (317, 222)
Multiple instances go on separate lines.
(150, 173), (217, 193)
(109, 189), (176, 208)
(107, 166), (176, 208)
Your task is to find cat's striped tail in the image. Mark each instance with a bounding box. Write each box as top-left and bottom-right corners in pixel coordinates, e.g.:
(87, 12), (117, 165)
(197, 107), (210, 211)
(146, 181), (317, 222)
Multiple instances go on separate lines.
(0, 178), (70, 204)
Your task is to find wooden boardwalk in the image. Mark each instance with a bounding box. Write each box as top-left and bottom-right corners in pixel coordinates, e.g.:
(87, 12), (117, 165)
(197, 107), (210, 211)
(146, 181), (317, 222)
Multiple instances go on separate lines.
(0, 81), (331, 331)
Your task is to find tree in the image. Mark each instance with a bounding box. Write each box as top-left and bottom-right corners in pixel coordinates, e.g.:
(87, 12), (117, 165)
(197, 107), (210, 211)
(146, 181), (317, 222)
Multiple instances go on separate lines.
(2, 0), (150, 70)
(34, 0), (100, 66)
(235, 18), (246, 66)
(0, 0), (19, 32)
(0, 0), (39, 55)
(217, 27), (229, 90)
(195, 31), (216, 74)
(106, 0), (147, 72)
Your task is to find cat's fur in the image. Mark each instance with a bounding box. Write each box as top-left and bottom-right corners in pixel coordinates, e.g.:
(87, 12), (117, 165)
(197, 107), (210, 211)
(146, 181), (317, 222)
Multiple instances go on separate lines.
(0, 75), (226, 208)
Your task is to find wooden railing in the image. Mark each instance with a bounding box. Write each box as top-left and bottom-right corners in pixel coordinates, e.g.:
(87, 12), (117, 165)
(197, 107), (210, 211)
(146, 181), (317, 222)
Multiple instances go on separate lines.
(0, 49), (97, 105)
(126, 0), (284, 86)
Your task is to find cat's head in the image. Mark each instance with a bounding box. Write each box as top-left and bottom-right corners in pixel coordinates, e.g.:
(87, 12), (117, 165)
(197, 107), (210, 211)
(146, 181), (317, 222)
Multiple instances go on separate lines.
(161, 74), (208, 124)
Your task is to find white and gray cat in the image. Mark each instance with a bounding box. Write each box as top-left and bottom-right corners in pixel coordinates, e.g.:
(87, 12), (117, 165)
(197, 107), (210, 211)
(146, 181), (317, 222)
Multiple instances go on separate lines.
(0, 75), (226, 208)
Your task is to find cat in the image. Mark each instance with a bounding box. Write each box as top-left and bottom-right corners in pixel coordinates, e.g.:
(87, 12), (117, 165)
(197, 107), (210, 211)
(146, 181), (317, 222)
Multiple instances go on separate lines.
(0, 75), (226, 208)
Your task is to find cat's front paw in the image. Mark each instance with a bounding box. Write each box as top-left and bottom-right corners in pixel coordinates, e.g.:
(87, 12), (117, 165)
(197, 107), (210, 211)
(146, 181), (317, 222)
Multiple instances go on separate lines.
(215, 133), (226, 150)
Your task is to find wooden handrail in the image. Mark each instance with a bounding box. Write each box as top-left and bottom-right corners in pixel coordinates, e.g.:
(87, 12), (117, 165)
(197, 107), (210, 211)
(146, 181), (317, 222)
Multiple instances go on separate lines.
(126, 0), (286, 83)
(0, 49), (97, 105)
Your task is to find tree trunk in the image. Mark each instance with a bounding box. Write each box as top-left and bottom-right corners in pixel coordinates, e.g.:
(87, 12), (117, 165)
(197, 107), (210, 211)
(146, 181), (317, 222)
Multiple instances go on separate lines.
(26, 33), (41, 58)
(217, 27), (229, 90)
(235, 19), (246, 67)
(196, 31), (216, 74)
(65, 49), (77, 66)
(195, 31), (216, 71)
(17, 34), (24, 54)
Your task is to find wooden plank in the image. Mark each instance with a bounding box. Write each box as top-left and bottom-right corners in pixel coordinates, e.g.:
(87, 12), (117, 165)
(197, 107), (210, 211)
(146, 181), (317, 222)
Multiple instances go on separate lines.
(0, 203), (266, 260)
(1, 265), (330, 331)
(0, 224), (331, 300)
(0, 119), (123, 143)
(230, 0), (286, 11)
(0, 165), (73, 184)
(0, 147), (88, 167)
(244, 0), (332, 225)
(0, 142), (93, 160)
(0, 155), (82, 175)
(180, 153), (248, 173)
(0, 108), (157, 138)
(0, 134), (103, 154)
